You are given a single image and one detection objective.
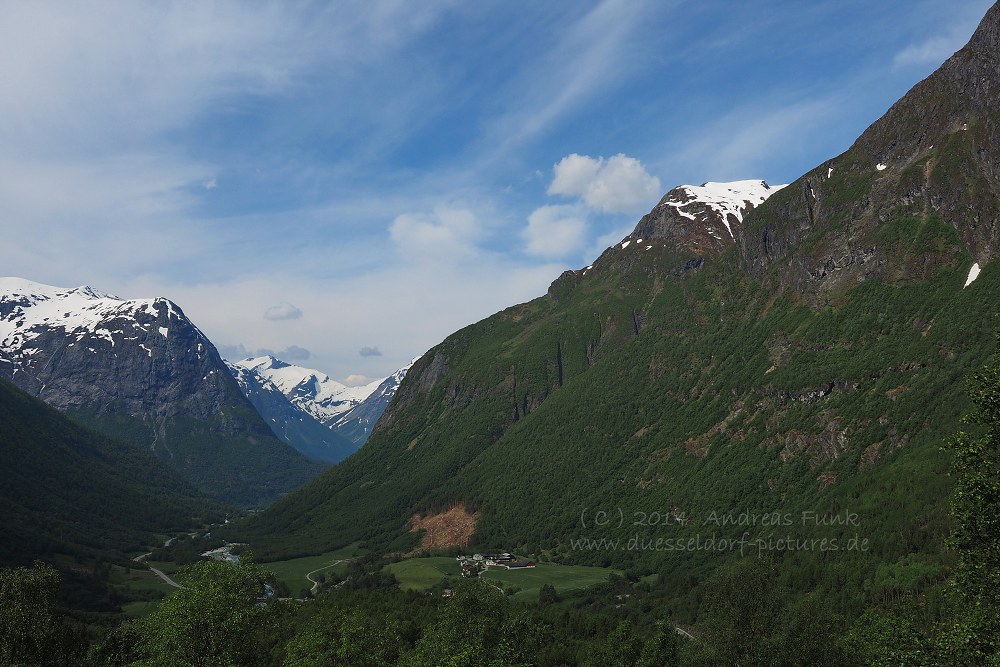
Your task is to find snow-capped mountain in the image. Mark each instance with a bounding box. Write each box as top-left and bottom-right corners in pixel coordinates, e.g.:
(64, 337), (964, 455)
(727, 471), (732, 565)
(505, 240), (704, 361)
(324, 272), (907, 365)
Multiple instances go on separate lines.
(229, 355), (417, 448)
(631, 179), (785, 256)
(0, 277), (324, 505)
(227, 360), (358, 463)
(0, 277), (216, 410)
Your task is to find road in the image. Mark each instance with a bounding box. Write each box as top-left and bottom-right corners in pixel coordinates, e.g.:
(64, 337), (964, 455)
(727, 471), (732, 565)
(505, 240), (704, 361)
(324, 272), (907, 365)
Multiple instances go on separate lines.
(148, 566), (182, 589)
(305, 560), (348, 593)
(132, 549), (182, 588)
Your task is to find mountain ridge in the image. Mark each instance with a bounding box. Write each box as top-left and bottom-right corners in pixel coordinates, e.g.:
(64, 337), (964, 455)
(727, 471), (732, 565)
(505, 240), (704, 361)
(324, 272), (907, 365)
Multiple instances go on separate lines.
(0, 277), (325, 505)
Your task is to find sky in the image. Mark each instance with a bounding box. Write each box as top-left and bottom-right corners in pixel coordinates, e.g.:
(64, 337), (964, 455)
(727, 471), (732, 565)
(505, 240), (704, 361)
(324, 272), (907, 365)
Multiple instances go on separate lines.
(0, 0), (994, 385)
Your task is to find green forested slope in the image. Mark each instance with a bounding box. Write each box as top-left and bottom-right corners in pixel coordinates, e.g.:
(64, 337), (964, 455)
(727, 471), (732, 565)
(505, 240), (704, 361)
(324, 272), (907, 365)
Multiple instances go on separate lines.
(0, 377), (225, 566)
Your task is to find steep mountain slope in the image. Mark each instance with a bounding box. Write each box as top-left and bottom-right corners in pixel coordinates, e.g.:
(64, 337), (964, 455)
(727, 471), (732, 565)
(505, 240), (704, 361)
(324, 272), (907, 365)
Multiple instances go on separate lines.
(230, 355), (415, 448)
(241, 2), (1000, 605)
(0, 376), (223, 566)
(227, 360), (358, 463)
(0, 278), (326, 505)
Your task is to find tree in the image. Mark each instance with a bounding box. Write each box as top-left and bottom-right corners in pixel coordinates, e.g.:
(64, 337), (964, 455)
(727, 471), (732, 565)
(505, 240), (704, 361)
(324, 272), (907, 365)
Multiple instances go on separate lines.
(638, 620), (680, 667)
(403, 579), (535, 667)
(0, 562), (85, 667)
(133, 555), (276, 667)
(697, 558), (782, 667)
(283, 607), (403, 667)
(584, 620), (643, 667)
(538, 583), (559, 605)
(935, 356), (1000, 663)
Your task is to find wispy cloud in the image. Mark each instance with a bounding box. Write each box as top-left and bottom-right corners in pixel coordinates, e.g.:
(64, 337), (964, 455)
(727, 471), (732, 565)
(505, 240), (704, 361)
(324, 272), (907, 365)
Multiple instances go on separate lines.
(476, 0), (667, 160)
(892, 2), (991, 69)
(0, 0), (987, 383)
(219, 342), (311, 362)
(359, 346), (383, 357)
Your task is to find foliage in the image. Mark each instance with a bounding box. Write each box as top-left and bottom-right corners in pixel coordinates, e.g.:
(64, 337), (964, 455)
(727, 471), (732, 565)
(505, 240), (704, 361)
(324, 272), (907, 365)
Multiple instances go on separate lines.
(934, 354), (1000, 664)
(130, 557), (275, 667)
(402, 579), (537, 667)
(0, 562), (86, 666)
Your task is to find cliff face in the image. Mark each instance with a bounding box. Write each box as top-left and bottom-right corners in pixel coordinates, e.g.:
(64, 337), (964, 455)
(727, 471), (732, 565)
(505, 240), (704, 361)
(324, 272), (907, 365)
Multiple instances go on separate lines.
(0, 278), (325, 505)
(738, 3), (1000, 300)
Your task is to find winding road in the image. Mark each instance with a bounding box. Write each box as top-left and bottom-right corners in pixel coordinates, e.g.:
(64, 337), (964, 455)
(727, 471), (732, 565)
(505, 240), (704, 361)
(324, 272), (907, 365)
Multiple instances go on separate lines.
(305, 560), (348, 593)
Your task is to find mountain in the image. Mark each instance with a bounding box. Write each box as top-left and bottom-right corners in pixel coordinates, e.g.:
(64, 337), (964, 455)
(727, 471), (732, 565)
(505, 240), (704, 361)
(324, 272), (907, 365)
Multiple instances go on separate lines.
(227, 359), (358, 463)
(329, 361), (416, 444)
(229, 355), (416, 451)
(0, 376), (223, 566)
(0, 278), (326, 505)
(238, 0), (1000, 580)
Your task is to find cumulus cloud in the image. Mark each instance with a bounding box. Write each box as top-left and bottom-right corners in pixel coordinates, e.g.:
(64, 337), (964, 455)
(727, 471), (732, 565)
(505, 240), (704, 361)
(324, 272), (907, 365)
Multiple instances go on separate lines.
(344, 374), (370, 386)
(389, 208), (480, 260)
(548, 153), (661, 214)
(202, 178), (218, 190)
(522, 205), (589, 258)
(359, 346), (383, 357)
(264, 301), (303, 321)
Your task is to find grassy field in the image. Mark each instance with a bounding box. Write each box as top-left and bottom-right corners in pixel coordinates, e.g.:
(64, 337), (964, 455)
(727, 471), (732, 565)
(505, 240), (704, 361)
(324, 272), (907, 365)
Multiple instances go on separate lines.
(481, 563), (616, 601)
(145, 560), (180, 575)
(260, 545), (363, 594)
(385, 557), (462, 591)
(384, 557), (616, 600)
(109, 564), (178, 618)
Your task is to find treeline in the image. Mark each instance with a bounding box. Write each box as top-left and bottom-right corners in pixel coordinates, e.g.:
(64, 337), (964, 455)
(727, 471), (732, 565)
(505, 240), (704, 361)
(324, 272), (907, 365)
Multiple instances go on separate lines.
(2, 546), (996, 667)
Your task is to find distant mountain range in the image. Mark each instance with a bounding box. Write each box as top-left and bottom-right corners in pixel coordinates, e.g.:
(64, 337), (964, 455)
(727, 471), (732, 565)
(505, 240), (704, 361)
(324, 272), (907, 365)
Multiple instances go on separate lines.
(0, 277), (326, 506)
(227, 355), (415, 462)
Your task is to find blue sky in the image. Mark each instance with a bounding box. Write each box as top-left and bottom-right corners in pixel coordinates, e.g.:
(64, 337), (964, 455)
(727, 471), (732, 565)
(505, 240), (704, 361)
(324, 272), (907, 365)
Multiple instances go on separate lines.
(0, 0), (993, 384)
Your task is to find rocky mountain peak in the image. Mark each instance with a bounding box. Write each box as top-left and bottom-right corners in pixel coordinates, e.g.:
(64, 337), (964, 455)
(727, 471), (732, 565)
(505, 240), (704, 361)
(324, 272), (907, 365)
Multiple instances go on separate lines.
(968, 0), (1000, 51)
(630, 180), (785, 257)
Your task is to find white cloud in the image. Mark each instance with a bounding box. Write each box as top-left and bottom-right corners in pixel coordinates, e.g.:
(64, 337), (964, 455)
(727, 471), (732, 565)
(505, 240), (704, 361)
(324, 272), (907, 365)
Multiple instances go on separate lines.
(522, 205), (589, 258)
(203, 178), (218, 190)
(264, 302), (303, 321)
(389, 208), (481, 260)
(548, 153), (661, 214)
(344, 374), (370, 386)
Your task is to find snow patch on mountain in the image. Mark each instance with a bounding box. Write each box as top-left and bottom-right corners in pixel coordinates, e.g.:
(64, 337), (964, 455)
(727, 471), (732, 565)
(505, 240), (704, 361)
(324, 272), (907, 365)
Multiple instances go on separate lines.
(964, 262), (981, 288)
(656, 180), (786, 239)
(0, 277), (198, 365)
